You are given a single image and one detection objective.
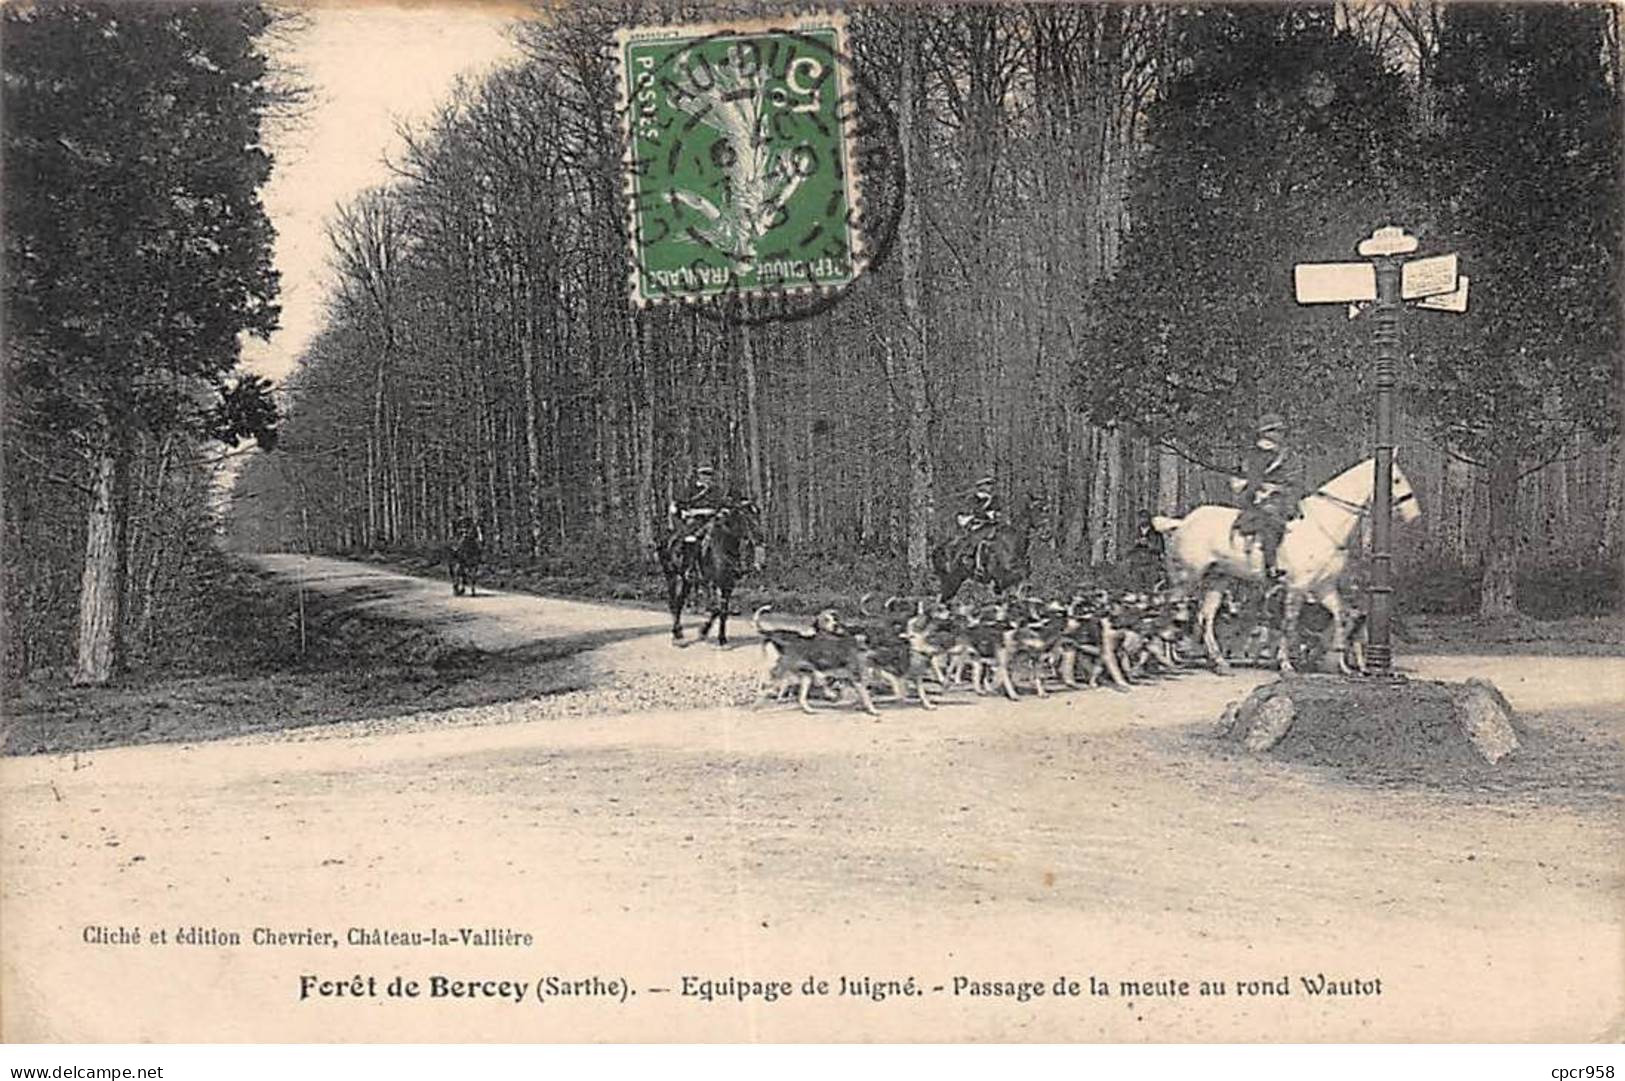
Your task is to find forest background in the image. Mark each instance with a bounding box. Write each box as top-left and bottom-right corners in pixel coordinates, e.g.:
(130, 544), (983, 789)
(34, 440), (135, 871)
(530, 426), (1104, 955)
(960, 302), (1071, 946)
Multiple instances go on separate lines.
(5, 1), (1620, 686)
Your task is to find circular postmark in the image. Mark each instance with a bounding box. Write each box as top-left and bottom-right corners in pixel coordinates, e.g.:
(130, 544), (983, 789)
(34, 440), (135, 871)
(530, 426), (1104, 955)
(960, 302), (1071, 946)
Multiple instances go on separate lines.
(614, 13), (903, 325)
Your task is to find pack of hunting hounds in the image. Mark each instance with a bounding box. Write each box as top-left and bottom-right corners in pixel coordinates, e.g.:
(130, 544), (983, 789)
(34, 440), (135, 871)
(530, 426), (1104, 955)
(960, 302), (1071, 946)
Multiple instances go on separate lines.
(752, 588), (1370, 716)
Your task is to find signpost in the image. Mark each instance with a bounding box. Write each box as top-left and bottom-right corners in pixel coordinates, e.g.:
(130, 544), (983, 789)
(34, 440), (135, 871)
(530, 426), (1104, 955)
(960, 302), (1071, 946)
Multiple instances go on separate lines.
(1295, 225), (1468, 678)
(1293, 263), (1376, 304)
(1401, 253), (1459, 300)
(1416, 276), (1469, 313)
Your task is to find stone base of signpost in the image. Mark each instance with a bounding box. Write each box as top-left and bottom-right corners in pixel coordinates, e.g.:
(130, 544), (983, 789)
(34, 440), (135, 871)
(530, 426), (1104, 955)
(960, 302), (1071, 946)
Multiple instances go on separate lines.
(1216, 674), (1522, 770)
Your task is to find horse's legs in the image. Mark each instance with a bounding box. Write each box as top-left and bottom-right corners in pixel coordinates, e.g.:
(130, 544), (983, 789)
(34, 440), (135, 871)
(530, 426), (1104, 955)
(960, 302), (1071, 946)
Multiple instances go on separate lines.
(666, 574), (687, 640)
(1198, 589), (1230, 674)
(1278, 590), (1305, 674)
(715, 585), (732, 646)
(696, 583), (729, 642)
(1318, 589), (1357, 675)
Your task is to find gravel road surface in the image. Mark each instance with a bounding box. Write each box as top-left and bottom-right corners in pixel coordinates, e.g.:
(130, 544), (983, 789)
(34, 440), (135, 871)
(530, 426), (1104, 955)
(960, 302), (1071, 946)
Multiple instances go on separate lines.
(4, 556), (1619, 1042)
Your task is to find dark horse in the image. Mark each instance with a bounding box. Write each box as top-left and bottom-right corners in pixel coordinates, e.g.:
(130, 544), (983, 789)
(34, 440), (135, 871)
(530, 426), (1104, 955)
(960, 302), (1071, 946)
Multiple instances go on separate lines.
(447, 517), (482, 597)
(930, 493), (1047, 602)
(657, 501), (758, 645)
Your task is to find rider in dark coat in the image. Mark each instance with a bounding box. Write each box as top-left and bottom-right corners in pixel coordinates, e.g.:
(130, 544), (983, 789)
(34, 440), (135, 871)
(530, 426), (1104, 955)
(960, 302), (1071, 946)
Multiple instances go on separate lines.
(1132, 509), (1164, 558)
(670, 465), (728, 542)
(957, 476), (1002, 532)
(955, 475), (1002, 569)
(451, 514), (483, 554)
(669, 463), (763, 573)
(1231, 413), (1298, 578)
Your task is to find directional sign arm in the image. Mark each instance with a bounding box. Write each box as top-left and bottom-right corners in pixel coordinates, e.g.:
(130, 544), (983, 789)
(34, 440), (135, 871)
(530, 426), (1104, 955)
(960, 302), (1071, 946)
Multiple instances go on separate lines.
(1402, 253), (1459, 300)
(1294, 262), (1376, 304)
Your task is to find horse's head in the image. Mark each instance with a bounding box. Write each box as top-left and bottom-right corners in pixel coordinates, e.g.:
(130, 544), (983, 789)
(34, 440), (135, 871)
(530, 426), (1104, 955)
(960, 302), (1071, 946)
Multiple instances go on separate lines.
(1391, 459), (1421, 524)
(708, 501), (761, 565)
(1323, 455), (1421, 525)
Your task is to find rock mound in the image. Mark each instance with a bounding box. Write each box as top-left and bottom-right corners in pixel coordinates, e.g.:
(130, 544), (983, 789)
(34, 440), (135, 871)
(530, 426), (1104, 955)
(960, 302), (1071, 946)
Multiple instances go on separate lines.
(1216, 673), (1524, 776)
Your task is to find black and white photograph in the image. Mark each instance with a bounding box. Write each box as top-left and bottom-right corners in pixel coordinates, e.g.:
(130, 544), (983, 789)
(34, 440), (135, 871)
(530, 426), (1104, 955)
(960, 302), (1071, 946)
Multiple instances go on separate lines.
(1, 0), (1620, 1054)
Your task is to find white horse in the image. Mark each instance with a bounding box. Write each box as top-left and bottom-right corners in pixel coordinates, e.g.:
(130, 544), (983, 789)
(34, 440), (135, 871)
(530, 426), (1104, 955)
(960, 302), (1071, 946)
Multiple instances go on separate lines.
(1151, 456), (1420, 674)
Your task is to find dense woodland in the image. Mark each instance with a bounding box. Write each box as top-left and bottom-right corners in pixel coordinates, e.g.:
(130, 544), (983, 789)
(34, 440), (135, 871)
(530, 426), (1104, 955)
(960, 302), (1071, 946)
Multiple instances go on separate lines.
(230, 2), (1621, 602)
(4, 2), (1621, 685)
(4, 2), (288, 683)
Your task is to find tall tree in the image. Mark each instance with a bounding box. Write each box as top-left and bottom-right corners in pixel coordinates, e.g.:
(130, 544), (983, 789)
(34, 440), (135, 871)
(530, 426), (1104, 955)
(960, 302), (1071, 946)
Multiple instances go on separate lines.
(896, 12), (937, 582)
(4, 2), (282, 683)
(1082, 7), (1412, 465)
(236, 3), (1618, 614)
(1414, 3), (1621, 616)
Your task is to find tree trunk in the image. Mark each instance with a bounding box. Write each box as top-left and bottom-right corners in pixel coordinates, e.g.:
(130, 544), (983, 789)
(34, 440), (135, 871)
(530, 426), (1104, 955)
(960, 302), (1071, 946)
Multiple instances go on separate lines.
(134, 434), (176, 647)
(739, 318), (764, 506)
(1088, 428), (1109, 566)
(1156, 443), (1181, 514)
(898, 14), (935, 583)
(73, 441), (130, 685)
(1480, 455), (1520, 617)
(1602, 437), (1624, 556)
(521, 287), (545, 560)
(1102, 425), (1123, 563)
(631, 309), (658, 557)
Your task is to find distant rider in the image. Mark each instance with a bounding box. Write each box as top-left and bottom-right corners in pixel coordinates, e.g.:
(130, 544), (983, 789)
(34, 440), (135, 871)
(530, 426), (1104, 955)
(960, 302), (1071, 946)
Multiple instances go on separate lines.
(1132, 509), (1164, 559)
(955, 475), (1003, 570)
(1128, 509), (1165, 590)
(451, 514), (483, 555)
(1230, 413), (1298, 579)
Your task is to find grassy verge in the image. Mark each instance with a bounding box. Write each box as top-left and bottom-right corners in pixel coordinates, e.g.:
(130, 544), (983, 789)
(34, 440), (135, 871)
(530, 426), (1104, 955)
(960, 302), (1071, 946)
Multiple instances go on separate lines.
(1396, 613), (1625, 655)
(1, 559), (613, 757)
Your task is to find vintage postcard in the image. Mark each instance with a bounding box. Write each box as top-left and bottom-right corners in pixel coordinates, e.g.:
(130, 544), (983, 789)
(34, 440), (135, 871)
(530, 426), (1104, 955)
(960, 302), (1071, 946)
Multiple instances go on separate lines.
(2, 0), (1620, 1047)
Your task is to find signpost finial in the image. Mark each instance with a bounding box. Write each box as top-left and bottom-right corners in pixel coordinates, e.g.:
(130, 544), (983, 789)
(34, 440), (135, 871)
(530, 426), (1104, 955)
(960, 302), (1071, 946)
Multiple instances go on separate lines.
(1357, 225), (1419, 257)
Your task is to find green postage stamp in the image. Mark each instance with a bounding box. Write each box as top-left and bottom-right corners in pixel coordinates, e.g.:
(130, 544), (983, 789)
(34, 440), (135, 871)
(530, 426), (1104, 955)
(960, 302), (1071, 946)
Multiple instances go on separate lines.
(615, 14), (866, 306)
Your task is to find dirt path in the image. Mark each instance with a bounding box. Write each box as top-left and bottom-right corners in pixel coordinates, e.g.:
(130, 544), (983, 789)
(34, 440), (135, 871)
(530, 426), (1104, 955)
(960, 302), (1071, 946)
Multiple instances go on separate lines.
(3, 557), (1621, 1042)
(245, 552), (673, 651)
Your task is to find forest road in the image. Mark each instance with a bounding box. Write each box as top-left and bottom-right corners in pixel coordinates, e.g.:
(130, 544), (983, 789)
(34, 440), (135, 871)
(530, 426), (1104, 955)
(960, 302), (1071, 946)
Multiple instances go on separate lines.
(2, 553), (1619, 1041)
(244, 551), (674, 651)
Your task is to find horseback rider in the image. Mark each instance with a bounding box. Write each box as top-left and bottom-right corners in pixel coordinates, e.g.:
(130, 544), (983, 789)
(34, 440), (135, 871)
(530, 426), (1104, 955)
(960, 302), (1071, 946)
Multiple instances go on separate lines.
(1230, 413), (1299, 579)
(1132, 509), (1165, 559)
(954, 475), (1003, 570)
(669, 464), (728, 546)
(451, 513), (482, 554)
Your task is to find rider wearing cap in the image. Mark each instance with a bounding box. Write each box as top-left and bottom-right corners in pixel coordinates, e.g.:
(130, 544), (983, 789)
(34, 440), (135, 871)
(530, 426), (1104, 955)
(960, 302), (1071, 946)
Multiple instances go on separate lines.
(954, 475), (1003, 569)
(1230, 414), (1298, 579)
(452, 512), (482, 548)
(956, 475), (1002, 532)
(670, 464), (729, 544)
